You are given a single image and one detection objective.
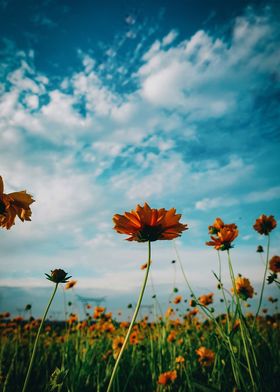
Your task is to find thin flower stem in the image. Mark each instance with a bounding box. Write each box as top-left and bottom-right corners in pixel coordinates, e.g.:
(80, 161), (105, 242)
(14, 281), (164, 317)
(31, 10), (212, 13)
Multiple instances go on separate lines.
(106, 241), (152, 392)
(254, 235), (270, 323)
(22, 283), (58, 392)
(227, 251), (258, 391)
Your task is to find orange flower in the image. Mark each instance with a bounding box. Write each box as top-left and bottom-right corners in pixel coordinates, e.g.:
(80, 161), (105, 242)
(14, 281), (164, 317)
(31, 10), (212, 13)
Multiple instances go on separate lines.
(165, 307), (174, 318)
(232, 276), (254, 300)
(175, 356), (185, 363)
(167, 330), (177, 343)
(253, 214), (277, 235)
(158, 370), (177, 385)
(206, 222), (238, 251)
(196, 346), (215, 366)
(0, 176), (35, 230)
(65, 280), (77, 290)
(113, 202), (188, 242)
(269, 255), (280, 273)
(129, 331), (139, 345)
(208, 218), (225, 234)
(112, 336), (124, 359)
(173, 295), (182, 304)
(198, 293), (214, 306)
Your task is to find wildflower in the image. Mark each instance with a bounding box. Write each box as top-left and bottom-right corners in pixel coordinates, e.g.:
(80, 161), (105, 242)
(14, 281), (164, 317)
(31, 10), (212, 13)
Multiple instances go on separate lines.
(165, 307), (174, 318)
(196, 346), (215, 366)
(112, 336), (124, 359)
(232, 276), (254, 300)
(167, 330), (177, 342)
(253, 215), (277, 235)
(189, 299), (196, 307)
(269, 255), (280, 273)
(0, 176), (35, 230)
(113, 202), (188, 242)
(158, 370), (177, 385)
(129, 331), (139, 345)
(256, 245), (264, 253)
(45, 269), (71, 284)
(206, 219), (238, 251)
(175, 356), (185, 363)
(173, 295), (182, 304)
(93, 306), (105, 319)
(65, 280), (77, 290)
(198, 293), (214, 306)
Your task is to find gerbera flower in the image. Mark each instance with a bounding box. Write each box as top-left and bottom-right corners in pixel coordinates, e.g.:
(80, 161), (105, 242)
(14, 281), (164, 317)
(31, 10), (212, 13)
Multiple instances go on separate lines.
(232, 276), (254, 300)
(113, 202), (188, 242)
(158, 370), (177, 385)
(253, 215), (277, 235)
(0, 176), (35, 230)
(198, 293), (214, 306)
(269, 255), (280, 273)
(196, 346), (215, 366)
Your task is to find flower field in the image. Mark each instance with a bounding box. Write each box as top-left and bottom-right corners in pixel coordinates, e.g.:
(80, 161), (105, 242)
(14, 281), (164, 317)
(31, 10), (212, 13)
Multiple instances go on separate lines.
(1, 177), (280, 391)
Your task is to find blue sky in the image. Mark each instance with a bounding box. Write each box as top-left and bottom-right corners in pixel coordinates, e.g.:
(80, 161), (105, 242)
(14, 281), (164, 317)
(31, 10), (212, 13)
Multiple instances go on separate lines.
(0, 0), (279, 315)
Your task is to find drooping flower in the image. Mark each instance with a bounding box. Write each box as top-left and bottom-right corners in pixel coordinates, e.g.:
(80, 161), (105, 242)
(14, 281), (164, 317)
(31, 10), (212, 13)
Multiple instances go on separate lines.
(269, 255), (280, 273)
(253, 215), (277, 235)
(196, 346), (215, 366)
(198, 293), (214, 306)
(232, 276), (254, 300)
(113, 202), (188, 242)
(0, 176), (35, 230)
(157, 370), (177, 385)
(65, 280), (77, 290)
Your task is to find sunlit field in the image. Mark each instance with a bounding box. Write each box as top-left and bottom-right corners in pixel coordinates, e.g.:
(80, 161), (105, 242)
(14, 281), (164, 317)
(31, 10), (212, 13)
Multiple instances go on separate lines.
(0, 179), (279, 392)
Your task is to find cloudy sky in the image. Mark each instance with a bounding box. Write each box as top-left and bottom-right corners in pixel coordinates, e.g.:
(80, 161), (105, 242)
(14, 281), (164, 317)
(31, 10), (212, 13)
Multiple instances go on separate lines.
(0, 0), (279, 316)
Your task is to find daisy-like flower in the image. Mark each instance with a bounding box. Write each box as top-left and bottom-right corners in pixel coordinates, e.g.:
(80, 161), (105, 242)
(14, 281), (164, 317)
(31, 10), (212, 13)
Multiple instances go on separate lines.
(113, 202), (188, 242)
(198, 293), (214, 306)
(253, 214), (277, 235)
(206, 221), (238, 251)
(65, 280), (77, 290)
(232, 276), (254, 300)
(157, 370), (177, 385)
(196, 346), (215, 367)
(269, 255), (280, 273)
(112, 336), (124, 359)
(0, 176), (35, 230)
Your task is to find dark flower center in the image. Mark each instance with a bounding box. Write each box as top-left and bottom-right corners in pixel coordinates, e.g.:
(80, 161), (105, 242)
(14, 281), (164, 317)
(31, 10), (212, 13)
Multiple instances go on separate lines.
(137, 225), (164, 242)
(0, 200), (6, 215)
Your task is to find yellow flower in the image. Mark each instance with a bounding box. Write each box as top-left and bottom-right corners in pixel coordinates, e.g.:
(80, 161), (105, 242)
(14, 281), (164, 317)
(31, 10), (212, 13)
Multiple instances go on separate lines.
(113, 202), (188, 242)
(233, 276), (254, 300)
(0, 176), (35, 230)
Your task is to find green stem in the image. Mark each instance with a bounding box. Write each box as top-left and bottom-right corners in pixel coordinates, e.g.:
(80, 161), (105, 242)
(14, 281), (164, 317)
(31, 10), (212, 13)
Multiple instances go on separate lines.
(22, 283), (58, 392)
(227, 251), (258, 391)
(106, 241), (152, 392)
(255, 235), (270, 322)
